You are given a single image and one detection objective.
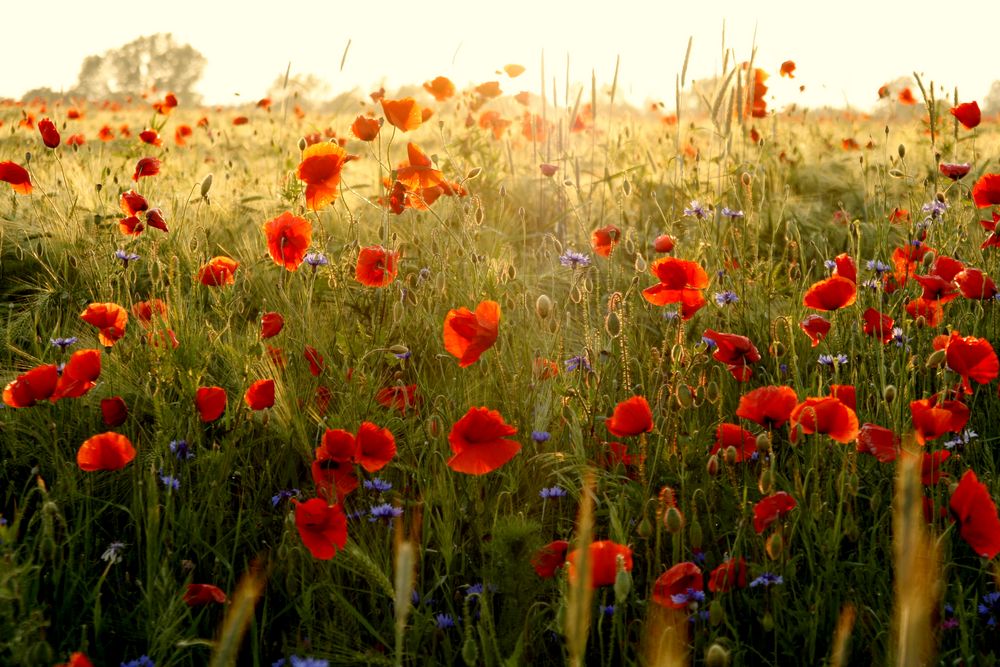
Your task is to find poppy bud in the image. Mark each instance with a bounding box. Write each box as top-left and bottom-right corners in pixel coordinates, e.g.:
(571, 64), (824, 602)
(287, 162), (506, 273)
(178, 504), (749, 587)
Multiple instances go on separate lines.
(634, 254), (647, 272)
(614, 557), (632, 603)
(897, 144), (906, 158)
(707, 454), (720, 477)
(741, 172), (752, 186)
(724, 446), (738, 466)
(883, 385), (897, 403)
(465, 167), (482, 180)
(670, 343), (685, 364)
(706, 643), (730, 667)
(758, 468), (774, 494)
(762, 611), (774, 631)
(297, 137), (307, 151)
(461, 635), (478, 666)
(914, 315), (927, 328)
(636, 515), (653, 540)
(622, 178), (632, 197)
(498, 185), (507, 198)
(888, 169), (904, 178)
(535, 295), (552, 319)
(425, 416), (440, 438)
(605, 311), (621, 337)
(756, 432), (771, 453)
(389, 344), (410, 357)
(200, 173), (213, 199)
(689, 517), (703, 550)
(664, 506), (684, 534)
(768, 341), (785, 357)
(936, 191), (946, 203)
(921, 252), (935, 269)
(765, 532), (783, 560)
(705, 381), (720, 404)
(926, 349), (946, 368)
(676, 385), (693, 409)
(25, 151), (32, 164)
(709, 599), (724, 626)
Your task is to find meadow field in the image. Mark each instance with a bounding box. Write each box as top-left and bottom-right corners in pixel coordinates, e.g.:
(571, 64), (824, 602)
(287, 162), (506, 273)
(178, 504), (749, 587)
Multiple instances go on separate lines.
(3, 59), (1000, 666)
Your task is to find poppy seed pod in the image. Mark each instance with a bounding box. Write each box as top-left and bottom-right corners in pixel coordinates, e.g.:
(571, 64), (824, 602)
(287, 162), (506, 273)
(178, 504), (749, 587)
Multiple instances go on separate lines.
(922, 253), (935, 269)
(535, 294), (553, 319)
(926, 349), (946, 368)
(883, 384), (897, 403)
(297, 137), (307, 151)
(465, 167), (482, 180)
(766, 532), (783, 560)
(724, 446), (738, 466)
(898, 144), (906, 159)
(389, 344), (410, 357)
(758, 468), (774, 494)
(741, 172), (752, 186)
(769, 341), (785, 357)
(706, 381), (720, 404)
(636, 515), (653, 540)
(664, 506), (684, 534)
(613, 558), (632, 603)
(756, 432), (772, 453)
(200, 173), (213, 199)
(690, 517), (703, 550)
(706, 643), (730, 667)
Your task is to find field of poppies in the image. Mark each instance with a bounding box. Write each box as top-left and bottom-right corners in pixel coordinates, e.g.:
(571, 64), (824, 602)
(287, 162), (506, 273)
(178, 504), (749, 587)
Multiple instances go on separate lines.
(3, 61), (1000, 666)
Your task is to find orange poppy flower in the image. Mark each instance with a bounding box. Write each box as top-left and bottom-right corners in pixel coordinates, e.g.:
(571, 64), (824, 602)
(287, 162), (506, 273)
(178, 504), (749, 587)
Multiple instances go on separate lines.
(263, 211), (312, 271)
(898, 87), (917, 105)
(950, 101), (981, 130)
(152, 92), (178, 115)
(77, 432), (136, 471)
(131, 299), (167, 326)
(789, 396), (859, 443)
(475, 81), (502, 98)
(905, 297), (944, 327)
(447, 406), (520, 474)
(195, 386), (227, 422)
(351, 115), (382, 141)
(591, 225), (621, 258)
(888, 207), (910, 223)
(910, 394), (969, 445)
(443, 300), (500, 367)
(98, 125), (115, 141)
(642, 256), (709, 319)
(423, 76), (455, 101)
(856, 423), (899, 463)
(736, 385), (797, 428)
(802, 275), (856, 311)
(950, 470), (1000, 559)
(606, 395), (653, 437)
(381, 97), (423, 132)
(198, 256), (239, 286)
(396, 143), (447, 190)
(174, 124), (193, 146)
(749, 68), (769, 117)
(703, 329), (760, 382)
(779, 60), (796, 78)
(355, 245), (399, 287)
(80, 302), (128, 346)
(292, 497), (347, 560)
(712, 423), (757, 462)
(3, 364), (59, 408)
(232, 116), (249, 126)
(972, 173), (1000, 209)
(183, 583), (227, 606)
(862, 307), (894, 344)
(0, 161), (32, 194)
(297, 142), (353, 211)
(940, 332), (999, 394)
(132, 157), (161, 181)
(514, 91), (531, 106)
(355, 421), (396, 473)
(52, 348), (102, 400)
(799, 314), (831, 347)
(38, 118), (60, 148)
(566, 540), (633, 589)
(55, 652), (93, 667)
(753, 492), (797, 533)
(955, 268), (998, 300)
(244, 379), (275, 411)
(651, 561), (703, 608)
(139, 129), (162, 146)
(376, 384), (420, 414)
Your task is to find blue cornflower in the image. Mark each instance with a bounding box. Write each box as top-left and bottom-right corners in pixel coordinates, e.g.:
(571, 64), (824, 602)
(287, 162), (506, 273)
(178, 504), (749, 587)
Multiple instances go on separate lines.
(393, 349), (411, 360)
(944, 429), (979, 451)
(866, 259), (891, 275)
(714, 290), (739, 306)
(271, 488), (300, 507)
(693, 550), (707, 565)
(121, 656), (155, 667)
(0, 516), (7, 527)
(289, 658), (330, 667)
(539, 486), (567, 499)
(861, 277), (882, 291)
(303, 252), (329, 268)
(688, 610), (710, 623)
(560, 250), (591, 269)
(818, 354), (848, 368)
(101, 541), (126, 564)
(891, 327), (909, 348)
(979, 592), (1000, 627)
(941, 603), (959, 630)
(50, 337), (79, 351)
(158, 471), (180, 491)
(663, 309), (680, 321)
(922, 199), (948, 219)
(824, 259), (837, 271)
(683, 200), (708, 219)
(169, 439), (194, 461)
(115, 249), (140, 267)
(701, 336), (717, 350)
(670, 587), (705, 607)
(466, 583), (485, 597)
(532, 431), (551, 443)
(363, 478), (392, 493)
(749, 572), (784, 588)
(600, 604), (615, 616)
(779, 363), (789, 376)
(565, 355), (592, 372)
(369, 503), (403, 522)
(721, 207), (744, 219)
(435, 613), (456, 630)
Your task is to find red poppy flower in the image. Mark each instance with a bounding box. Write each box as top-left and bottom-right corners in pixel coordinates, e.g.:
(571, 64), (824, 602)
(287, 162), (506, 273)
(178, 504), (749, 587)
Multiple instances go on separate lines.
(891, 242), (935, 288)
(355, 421), (396, 472)
(940, 332), (999, 393)
(799, 314), (831, 347)
(443, 300), (500, 367)
(174, 125), (193, 146)
(232, 116), (249, 126)
(256, 312), (283, 340)
(703, 329), (760, 382)
(351, 115), (382, 141)
(423, 76), (456, 101)
(711, 423), (757, 462)
(905, 297), (944, 327)
(708, 557), (747, 593)
(803, 275), (856, 311)
(52, 348), (102, 400)
(297, 142), (353, 211)
(832, 253), (857, 283)
(955, 268), (998, 300)
(855, 423), (899, 463)
(196, 386), (227, 422)
(749, 68), (769, 117)
(244, 379), (275, 411)
(153, 92), (178, 115)
(312, 431), (358, 501)
(789, 396), (859, 443)
(862, 307), (894, 344)
(0, 161), (32, 194)
(56, 652), (93, 667)
(736, 385), (797, 428)
(132, 157), (161, 181)
(303, 345), (325, 377)
(376, 384), (420, 414)
(531, 540), (570, 577)
(910, 395), (969, 445)
(590, 225), (621, 257)
(38, 118), (60, 148)
(98, 125), (115, 141)
(920, 450), (951, 485)
(80, 302), (128, 346)
(263, 212), (311, 271)
(603, 441), (644, 472)
(396, 143), (446, 191)
(939, 162), (971, 180)
(3, 364), (58, 408)
(950, 101), (981, 130)
(642, 257), (709, 319)
(139, 129), (162, 147)
(972, 173), (1000, 209)
(77, 432), (136, 471)
(566, 540), (633, 589)
(753, 492), (797, 533)
(447, 406), (520, 474)
(198, 257), (239, 286)
(381, 97), (423, 132)
(292, 498), (348, 560)
(888, 207), (910, 223)
(131, 299), (167, 326)
(355, 246), (399, 287)
(913, 274), (958, 303)
(829, 384), (856, 411)
(184, 583), (227, 606)
(950, 470), (1000, 559)
(898, 87), (917, 105)
(606, 395), (654, 437)
(653, 234), (675, 253)
(780, 60), (796, 78)
(651, 562), (703, 608)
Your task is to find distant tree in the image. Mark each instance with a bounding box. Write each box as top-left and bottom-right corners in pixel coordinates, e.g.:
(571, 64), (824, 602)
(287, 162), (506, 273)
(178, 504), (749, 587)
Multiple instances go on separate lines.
(984, 81), (1000, 115)
(72, 34), (205, 102)
(19, 87), (65, 104)
(267, 72), (331, 110)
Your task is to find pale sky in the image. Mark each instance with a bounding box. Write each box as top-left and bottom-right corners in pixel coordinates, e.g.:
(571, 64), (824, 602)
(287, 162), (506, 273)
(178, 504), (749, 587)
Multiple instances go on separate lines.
(6, 0), (1000, 111)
